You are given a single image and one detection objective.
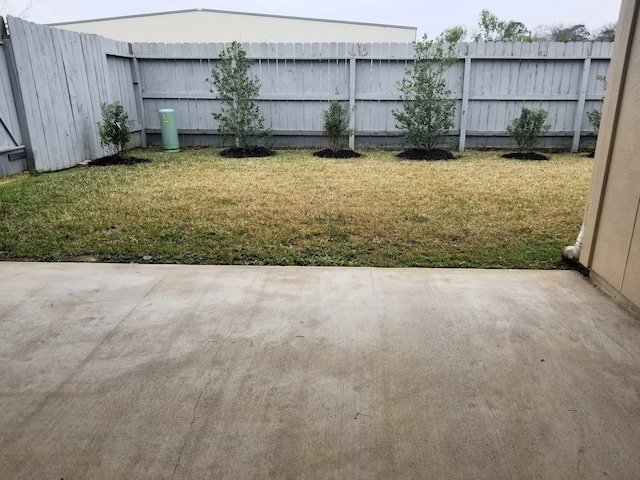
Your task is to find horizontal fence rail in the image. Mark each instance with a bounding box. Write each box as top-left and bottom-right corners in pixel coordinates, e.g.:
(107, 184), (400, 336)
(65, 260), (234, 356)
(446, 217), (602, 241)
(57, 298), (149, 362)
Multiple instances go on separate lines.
(0, 16), (612, 175)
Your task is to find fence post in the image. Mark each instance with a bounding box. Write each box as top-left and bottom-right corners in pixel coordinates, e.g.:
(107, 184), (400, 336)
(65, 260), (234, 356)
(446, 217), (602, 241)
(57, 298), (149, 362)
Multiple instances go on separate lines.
(349, 57), (356, 150)
(572, 57), (592, 152)
(458, 57), (472, 152)
(2, 24), (35, 172)
(129, 43), (147, 148)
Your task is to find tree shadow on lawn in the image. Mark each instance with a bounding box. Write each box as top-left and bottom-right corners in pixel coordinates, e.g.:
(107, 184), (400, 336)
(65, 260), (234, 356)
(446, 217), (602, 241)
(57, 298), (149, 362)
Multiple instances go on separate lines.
(313, 149), (362, 159)
(84, 155), (151, 166)
(397, 148), (456, 160)
(220, 147), (276, 158)
(501, 152), (549, 161)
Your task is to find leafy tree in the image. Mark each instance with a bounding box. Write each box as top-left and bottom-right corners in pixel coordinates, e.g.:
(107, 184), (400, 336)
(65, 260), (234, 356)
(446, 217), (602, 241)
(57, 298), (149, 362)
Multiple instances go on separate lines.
(96, 102), (134, 158)
(392, 34), (458, 151)
(502, 21), (531, 42)
(548, 24), (591, 42)
(534, 23), (613, 42)
(560, 24), (592, 42)
(322, 101), (352, 151)
(473, 9), (532, 42)
(506, 108), (550, 153)
(207, 41), (267, 150)
(594, 23), (616, 42)
(442, 25), (467, 44)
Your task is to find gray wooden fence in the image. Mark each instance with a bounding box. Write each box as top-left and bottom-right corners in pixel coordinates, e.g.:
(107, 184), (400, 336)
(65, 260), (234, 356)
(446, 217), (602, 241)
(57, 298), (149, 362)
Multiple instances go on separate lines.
(0, 16), (612, 176)
(135, 41), (611, 151)
(2, 16), (142, 173)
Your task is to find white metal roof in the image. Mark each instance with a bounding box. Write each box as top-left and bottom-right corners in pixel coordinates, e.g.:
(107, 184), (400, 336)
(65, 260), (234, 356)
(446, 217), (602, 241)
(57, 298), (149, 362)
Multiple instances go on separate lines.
(50, 8), (416, 32)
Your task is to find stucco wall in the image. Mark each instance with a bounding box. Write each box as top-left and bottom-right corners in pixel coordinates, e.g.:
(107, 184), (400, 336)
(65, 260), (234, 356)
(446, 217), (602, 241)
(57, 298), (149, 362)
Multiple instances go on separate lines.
(581, 0), (640, 312)
(51, 10), (416, 43)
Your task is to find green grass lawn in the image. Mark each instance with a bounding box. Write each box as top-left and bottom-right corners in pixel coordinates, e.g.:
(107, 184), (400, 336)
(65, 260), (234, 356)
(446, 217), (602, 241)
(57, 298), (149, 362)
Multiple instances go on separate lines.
(0, 148), (592, 268)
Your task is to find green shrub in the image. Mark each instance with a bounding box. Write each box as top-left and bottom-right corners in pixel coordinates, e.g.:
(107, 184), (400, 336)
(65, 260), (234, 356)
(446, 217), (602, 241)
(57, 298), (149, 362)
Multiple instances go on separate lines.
(587, 110), (602, 134)
(392, 34), (459, 151)
(322, 101), (352, 151)
(587, 75), (607, 136)
(96, 102), (134, 157)
(207, 41), (268, 150)
(506, 108), (551, 152)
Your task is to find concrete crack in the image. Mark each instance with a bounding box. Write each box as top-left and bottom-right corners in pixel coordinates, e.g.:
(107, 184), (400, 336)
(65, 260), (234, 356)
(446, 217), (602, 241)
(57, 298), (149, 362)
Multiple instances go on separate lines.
(576, 448), (586, 474)
(170, 328), (234, 480)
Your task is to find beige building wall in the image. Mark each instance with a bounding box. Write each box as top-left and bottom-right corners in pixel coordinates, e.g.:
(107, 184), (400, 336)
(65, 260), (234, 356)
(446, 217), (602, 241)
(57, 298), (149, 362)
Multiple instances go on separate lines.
(50, 9), (416, 43)
(581, 0), (640, 313)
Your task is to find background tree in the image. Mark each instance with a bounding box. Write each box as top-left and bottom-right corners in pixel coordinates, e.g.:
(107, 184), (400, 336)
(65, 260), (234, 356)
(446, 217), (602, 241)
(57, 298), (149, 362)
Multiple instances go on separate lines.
(473, 9), (532, 42)
(442, 25), (467, 44)
(392, 34), (458, 151)
(594, 23), (616, 42)
(0, 0), (38, 18)
(207, 41), (266, 150)
(441, 9), (616, 44)
(534, 24), (592, 42)
(534, 22), (616, 42)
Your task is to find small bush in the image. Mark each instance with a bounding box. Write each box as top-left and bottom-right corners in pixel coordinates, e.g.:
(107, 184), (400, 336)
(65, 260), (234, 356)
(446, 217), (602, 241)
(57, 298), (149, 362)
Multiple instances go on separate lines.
(322, 101), (352, 151)
(506, 108), (551, 152)
(96, 102), (134, 158)
(587, 110), (602, 134)
(587, 75), (607, 136)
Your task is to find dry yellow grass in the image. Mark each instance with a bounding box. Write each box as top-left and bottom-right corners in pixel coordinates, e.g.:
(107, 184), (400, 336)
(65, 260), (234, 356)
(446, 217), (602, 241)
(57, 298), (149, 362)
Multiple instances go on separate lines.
(0, 148), (592, 267)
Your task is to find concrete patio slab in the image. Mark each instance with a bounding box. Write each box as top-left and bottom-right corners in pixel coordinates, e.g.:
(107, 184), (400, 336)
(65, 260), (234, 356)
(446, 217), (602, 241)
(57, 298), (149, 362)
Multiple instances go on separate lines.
(0, 262), (639, 479)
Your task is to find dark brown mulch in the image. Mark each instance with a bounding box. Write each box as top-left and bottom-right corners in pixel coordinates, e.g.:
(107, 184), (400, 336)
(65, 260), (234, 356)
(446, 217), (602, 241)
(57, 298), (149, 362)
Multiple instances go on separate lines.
(396, 148), (455, 160)
(87, 155), (151, 166)
(501, 152), (549, 161)
(313, 149), (362, 159)
(219, 147), (276, 158)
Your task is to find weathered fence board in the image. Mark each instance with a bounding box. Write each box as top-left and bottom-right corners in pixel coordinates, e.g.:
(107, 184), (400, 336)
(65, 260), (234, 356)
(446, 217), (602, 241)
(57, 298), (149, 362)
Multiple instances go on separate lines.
(0, 33), (26, 177)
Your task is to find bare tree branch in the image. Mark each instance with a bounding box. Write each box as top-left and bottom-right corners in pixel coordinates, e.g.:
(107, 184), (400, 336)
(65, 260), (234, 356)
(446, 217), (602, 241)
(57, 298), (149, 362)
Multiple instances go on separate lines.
(0, 0), (39, 19)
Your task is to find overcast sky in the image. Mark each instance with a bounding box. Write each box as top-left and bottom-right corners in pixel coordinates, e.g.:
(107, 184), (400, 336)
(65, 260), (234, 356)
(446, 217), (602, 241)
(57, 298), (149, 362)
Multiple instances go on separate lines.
(4, 0), (622, 38)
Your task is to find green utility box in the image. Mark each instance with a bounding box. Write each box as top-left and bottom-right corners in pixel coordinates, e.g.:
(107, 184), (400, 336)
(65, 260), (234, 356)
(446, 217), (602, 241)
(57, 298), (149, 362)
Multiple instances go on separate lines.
(158, 109), (180, 152)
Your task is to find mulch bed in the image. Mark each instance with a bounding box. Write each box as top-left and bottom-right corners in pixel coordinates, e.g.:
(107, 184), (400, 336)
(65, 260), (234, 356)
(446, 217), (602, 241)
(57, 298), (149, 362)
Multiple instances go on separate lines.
(313, 149), (362, 159)
(397, 149), (455, 160)
(86, 155), (151, 166)
(220, 147), (276, 158)
(501, 152), (549, 161)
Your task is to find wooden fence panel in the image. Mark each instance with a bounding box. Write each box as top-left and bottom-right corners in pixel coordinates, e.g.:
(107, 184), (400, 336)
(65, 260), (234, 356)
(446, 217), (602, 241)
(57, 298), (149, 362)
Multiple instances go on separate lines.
(4, 17), (140, 173)
(134, 39), (611, 150)
(0, 46), (21, 150)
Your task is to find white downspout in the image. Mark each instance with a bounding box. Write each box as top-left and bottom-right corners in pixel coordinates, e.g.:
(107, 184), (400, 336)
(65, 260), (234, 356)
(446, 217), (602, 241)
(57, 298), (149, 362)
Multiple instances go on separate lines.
(562, 223), (585, 260)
